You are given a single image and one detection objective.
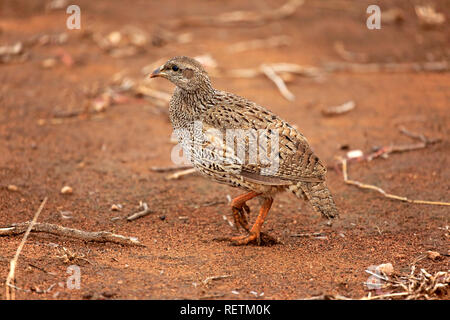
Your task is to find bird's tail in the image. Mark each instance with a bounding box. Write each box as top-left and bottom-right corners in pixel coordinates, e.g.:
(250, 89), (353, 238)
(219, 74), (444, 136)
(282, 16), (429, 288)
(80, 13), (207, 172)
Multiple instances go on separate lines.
(289, 181), (339, 219)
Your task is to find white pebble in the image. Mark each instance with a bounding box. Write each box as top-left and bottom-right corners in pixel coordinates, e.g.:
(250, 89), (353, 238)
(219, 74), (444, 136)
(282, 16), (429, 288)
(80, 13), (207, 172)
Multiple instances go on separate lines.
(60, 186), (73, 194)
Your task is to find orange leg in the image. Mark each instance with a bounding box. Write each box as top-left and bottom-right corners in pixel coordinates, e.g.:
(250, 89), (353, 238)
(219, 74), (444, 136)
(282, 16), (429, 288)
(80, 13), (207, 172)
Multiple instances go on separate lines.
(231, 197), (273, 246)
(230, 191), (259, 231)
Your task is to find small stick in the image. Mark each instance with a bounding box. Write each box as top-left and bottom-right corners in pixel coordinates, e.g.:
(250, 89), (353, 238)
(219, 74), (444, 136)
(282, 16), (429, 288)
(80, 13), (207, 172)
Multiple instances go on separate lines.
(227, 35), (291, 53)
(28, 263), (57, 276)
(260, 64), (295, 101)
(199, 293), (226, 299)
(166, 168), (197, 180)
(362, 292), (411, 300)
(150, 165), (193, 172)
(227, 63), (320, 78)
(0, 222), (143, 246)
(398, 126), (428, 143)
(127, 202), (153, 221)
(5, 197), (47, 300)
(333, 41), (368, 63)
(172, 0), (304, 28)
(364, 126), (440, 161)
(305, 294), (352, 300)
(324, 61), (449, 73)
(321, 100), (355, 117)
(341, 159), (450, 206)
(290, 232), (325, 238)
(202, 274), (232, 285)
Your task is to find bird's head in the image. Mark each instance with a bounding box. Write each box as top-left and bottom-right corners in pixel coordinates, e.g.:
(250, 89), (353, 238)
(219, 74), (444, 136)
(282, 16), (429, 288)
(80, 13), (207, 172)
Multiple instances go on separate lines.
(149, 56), (210, 91)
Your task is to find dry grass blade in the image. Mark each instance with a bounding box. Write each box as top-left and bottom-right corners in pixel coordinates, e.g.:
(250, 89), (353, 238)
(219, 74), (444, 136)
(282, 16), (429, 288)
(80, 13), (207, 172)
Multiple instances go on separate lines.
(5, 197), (47, 300)
(364, 268), (449, 300)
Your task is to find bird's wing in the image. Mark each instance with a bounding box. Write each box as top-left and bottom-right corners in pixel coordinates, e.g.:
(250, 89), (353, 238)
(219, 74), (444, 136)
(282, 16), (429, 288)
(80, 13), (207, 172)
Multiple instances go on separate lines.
(200, 92), (326, 185)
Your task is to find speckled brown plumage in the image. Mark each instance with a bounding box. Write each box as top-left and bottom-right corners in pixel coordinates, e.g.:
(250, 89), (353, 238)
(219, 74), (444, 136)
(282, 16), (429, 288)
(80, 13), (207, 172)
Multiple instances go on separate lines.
(150, 56), (338, 245)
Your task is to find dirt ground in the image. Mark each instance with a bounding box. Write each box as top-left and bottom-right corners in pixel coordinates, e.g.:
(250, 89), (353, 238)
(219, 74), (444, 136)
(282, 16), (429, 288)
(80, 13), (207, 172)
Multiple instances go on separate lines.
(0, 0), (449, 300)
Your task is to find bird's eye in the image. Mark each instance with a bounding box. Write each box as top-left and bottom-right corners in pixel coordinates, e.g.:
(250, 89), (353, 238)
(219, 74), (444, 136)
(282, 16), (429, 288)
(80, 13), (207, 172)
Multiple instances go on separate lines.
(172, 65), (179, 71)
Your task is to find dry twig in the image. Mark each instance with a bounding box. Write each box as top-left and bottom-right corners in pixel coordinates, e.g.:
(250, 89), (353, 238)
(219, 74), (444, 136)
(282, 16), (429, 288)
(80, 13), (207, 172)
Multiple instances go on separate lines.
(341, 159), (449, 206)
(227, 63), (320, 78)
(321, 100), (355, 117)
(290, 232), (326, 238)
(333, 42), (368, 63)
(127, 202), (153, 221)
(305, 294), (352, 300)
(226, 62), (320, 101)
(227, 36), (291, 53)
(364, 126), (441, 161)
(364, 268), (449, 300)
(324, 61), (449, 73)
(5, 197), (47, 300)
(0, 222), (143, 246)
(260, 64), (295, 101)
(166, 168), (197, 180)
(150, 165), (193, 172)
(202, 274), (232, 285)
(172, 0), (304, 28)
(415, 5), (445, 28)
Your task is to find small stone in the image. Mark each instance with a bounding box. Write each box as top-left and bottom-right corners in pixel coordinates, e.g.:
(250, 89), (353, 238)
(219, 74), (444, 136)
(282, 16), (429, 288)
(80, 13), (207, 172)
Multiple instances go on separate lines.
(377, 263), (394, 276)
(102, 291), (116, 298)
(42, 58), (57, 69)
(426, 250), (441, 261)
(346, 149), (364, 159)
(7, 185), (19, 192)
(110, 204), (122, 211)
(107, 31), (122, 45)
(61, 186), (73, 194)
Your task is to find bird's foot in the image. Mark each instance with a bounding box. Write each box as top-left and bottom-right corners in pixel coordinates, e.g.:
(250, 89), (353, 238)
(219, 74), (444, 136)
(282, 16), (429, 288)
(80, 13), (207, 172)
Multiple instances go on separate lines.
(230, 232), (259, 245)
(230, 231), (278, 246)
(231, 204), (250, 232)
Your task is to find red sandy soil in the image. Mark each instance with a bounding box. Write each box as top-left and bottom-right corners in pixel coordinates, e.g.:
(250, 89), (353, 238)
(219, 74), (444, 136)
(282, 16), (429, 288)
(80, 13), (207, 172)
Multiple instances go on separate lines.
(0, 0), (448, 299)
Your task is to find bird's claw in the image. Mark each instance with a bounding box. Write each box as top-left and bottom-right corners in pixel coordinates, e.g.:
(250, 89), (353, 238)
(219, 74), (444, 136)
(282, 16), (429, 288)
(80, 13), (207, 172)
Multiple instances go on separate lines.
(230, 232), (259, 246)
(230, 232), (278, 246)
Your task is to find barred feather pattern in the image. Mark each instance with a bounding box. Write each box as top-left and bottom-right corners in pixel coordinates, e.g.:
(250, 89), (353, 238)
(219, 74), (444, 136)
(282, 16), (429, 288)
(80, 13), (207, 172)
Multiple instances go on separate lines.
(162, 56), (339, 219)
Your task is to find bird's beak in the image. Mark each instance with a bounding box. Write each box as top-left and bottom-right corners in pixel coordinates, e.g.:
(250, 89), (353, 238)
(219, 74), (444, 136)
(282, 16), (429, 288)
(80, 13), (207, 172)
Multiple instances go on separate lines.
(149, 67), (164, 78)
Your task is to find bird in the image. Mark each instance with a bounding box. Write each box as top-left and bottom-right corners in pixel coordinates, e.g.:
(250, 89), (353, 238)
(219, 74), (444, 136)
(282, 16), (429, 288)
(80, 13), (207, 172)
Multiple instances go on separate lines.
(150, 56), (338, 245)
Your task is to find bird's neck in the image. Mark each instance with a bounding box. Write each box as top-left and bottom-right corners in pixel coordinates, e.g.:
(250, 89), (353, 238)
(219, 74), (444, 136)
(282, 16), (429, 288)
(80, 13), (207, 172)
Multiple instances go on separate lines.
(175, 84), (215, 114)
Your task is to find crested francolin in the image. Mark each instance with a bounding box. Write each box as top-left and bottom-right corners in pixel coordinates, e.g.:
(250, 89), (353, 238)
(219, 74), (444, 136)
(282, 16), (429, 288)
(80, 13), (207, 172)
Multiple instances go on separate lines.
(150, 56), (338, 245)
